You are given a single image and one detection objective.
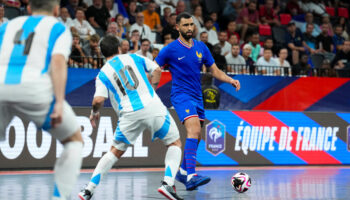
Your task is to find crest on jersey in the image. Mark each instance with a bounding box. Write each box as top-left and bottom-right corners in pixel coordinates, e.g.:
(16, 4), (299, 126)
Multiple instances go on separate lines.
(196, 51), (202, 63)
(206, 120), (226, 156)
(185, 109), (190, 113)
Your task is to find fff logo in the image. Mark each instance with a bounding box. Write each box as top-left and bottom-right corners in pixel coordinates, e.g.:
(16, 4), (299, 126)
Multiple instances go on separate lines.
(205, 120), (226, 156)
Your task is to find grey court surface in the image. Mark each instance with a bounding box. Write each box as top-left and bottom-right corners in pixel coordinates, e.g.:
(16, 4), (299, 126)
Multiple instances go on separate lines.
(0, 166), (350, 200)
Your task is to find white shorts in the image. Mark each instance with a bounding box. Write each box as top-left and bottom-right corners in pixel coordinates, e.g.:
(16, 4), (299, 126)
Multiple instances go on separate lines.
(113, 111), (180, 151)
(0, 100), (79, 142)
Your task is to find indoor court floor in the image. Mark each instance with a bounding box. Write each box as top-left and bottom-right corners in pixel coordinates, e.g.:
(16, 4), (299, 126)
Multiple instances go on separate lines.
(0, 166), (349, 200)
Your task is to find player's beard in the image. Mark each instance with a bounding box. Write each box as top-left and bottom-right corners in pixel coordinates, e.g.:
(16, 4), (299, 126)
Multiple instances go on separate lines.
(179, 30), (193, 41)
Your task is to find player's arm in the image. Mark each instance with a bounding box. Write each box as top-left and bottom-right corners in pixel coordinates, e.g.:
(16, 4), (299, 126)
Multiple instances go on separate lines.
(90, 76), (108, 128)
(151, 66), (162, 90)
(209, 63), (241, 91)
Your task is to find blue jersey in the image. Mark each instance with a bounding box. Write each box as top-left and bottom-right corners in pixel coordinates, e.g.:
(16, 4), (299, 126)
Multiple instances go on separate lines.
(155, 39), (215, 100)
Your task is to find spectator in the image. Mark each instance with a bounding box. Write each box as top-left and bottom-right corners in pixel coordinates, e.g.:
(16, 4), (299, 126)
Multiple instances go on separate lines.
(72, 7), (96, 40)
(129, 29), (141, 53)
(225, 44), (246, 73)
(162, 13), (179, 41)
(333, 24), (345, 52)
(242, 44), (255, 74)
(199, 31), (213, 52)
(129, 12), (153, 42)
(152, 48), (160, 61)
(256, 48), (278, 74)
(222, 0), (243, 19)
(115, 14), (127, 39)
(248, 32), (261, 62)
(106, 22), (123, 41)
(143, 1), (162, 32)
(127, 0), (138, 25)
(136, 39), (153, 60)
(161, 6), (172, 28)
(120, 40), (130, 54)
(338, 17), (350, 40)
(260, 37), (276, 56)
(286, 0), (302, 16)
(210, 12), (219, 32)
(192, 5), (204, 33)
(163, 33), (174, 46)
(322, 15), (334, 36)
(83, 34), (102, 69)
(275, 48), (291, 75)
(299, 0), (327, 17)
(58, 7), (73, 30)
(316, 23), (335, 61)
(332, 40), (350, 70)
(200, 17), (219, 46)
(69, 33), (88, 68)
(105, 0), (118, 21)
(300, 12), (321, 37)
(228, 34), (239, 46)
(202, 73), (220, 109)
(0, 6), (8, 26)
(85, 0), (110, 31)
(294, 53), (312, 76)
(212, 44), (227, 71)
(236, 1), (260, 42)
(286, 22), (305, 66)
(175, 1), (186, 14)
(226, 20), (240, 42)
(217, 31), (232, 56)
(303, 23), (318, 54)
(259, 0), (280, 26)
(65, 0), (80, 19)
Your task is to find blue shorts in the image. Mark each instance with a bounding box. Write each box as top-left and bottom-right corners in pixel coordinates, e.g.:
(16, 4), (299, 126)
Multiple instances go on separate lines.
(171, 95), (205, 123)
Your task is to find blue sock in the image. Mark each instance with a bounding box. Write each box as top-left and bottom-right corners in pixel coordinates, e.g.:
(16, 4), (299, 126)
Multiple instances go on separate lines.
(183, 138), (198, 175)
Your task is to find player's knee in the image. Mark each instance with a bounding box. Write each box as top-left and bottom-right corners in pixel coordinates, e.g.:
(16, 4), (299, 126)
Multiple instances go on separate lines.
(187, 127), (201, 138)
(110, 146), (125, 158)
(168, 138), (182, 148)
(61, 129), (83, 145)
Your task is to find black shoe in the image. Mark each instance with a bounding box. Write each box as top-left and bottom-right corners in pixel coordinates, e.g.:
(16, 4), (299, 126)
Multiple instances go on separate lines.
(158, 181), (184, 200)
(78, 189), (93, 200)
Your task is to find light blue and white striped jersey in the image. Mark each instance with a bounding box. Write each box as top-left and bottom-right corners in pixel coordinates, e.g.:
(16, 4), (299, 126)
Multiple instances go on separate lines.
(95, 53), (163, 116)
(0, 15), (72, 103)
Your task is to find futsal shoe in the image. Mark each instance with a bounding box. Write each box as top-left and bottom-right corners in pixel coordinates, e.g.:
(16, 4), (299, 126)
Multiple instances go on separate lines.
(185, 174), (211, 191)
(78, 189), (93, 200)
(175, 171), (187, 185)
(158, 181), (184, 200)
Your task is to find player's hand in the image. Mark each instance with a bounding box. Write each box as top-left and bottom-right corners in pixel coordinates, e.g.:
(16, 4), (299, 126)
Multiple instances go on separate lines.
(231, 79), (240, 91)
(90, 110), (100, 128)
(50, 102), (63, 128)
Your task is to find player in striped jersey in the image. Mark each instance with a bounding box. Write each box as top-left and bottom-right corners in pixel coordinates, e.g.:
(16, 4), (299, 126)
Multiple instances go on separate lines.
(78, 35), (183, 200)
(0, 1), (83, 200)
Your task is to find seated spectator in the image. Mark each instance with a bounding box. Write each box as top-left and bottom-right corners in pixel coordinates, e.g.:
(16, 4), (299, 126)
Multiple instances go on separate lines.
(217, 31), (232, 56)
(58, 7), (73, 30)
(85, 0), (110, 31)
(225, 44), (246, 73)
(105, 0), (118, 21)
(161, 6), (172, 28)
(0, 5), (8, 26)
(260, 37), (276, 57)
(257, 48), (278, 74)
(192, 5), (204, 35)
(162, 13), (178, 42)
(316, 23), (335, 61)
(331, 40), (350, 70)
(129, 29), (141, 53)
(152, 48), (160, 61)
(83, 34), (102, 69)
(130, 12), (153, 43)
(236, 1), (260, 42)
(294, 53), (312, 76)
(286, 0), (302, 16)
(175, 0), (186, 15)
(299, 0), (327, 17)
(226, 20), (240, 42)
(200, 31), (213, 53)
(259, 0), (279, 26)
(333, 25), (345, 52)
(300, 12), (321, 37)
(286, 22), (305, 66)
(136, 39), (153, 60)
(212, 44), (227, 71)
(242, 44), (255, 74)
(338, 17), (350, 40)
(248, 32), (261, 62)
(120, 40), (130, 54)
(65, 0), (80, 19)
(106, 22), (122, 41)
(228, 34), (239, 46)
(72, 7), (96, 40)
(200, 17), (219, 46)
(274, 48), (291, 75)
(143, 1), (162, 33)
(114, 14), (127, 39)
(69, 33), (88, 68)
(210, 12), (219, 32)
(223, 0), (243, 19)
(127, 0), (138, 25)
(202, 73), (220, 109)
(322, 15), (334, 36)
(163, 33), (174, 46)
(303, 23), (318, 54)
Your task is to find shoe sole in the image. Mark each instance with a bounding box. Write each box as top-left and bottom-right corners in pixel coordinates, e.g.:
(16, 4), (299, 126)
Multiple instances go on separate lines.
(186, 177), (211, 191)
(158, 187), (176, 200)
(78, 194), (90, 200)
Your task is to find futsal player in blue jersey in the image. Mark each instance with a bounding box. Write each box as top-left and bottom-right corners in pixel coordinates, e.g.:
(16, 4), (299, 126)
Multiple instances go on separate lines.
(155, 12), (240, 191)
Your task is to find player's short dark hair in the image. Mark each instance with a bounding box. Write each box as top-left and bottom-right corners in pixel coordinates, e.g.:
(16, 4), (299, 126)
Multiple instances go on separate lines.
(176, 12), (192, 24)
(100, 35), (120, 58)
(30, 0), (58, 12)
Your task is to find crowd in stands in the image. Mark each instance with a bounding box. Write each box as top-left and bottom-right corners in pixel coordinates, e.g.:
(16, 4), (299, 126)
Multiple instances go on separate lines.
(1, 0), (350, 77)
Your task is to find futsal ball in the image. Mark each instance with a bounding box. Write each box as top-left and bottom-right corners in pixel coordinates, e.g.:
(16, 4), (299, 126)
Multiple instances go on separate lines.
(231, 172), (251, 193)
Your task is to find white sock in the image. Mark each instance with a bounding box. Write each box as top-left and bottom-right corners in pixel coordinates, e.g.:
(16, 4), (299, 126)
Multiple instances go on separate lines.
(187, 173), (197, 181)
(163, 146), (182, 186)
(86, 151), (118, 193)
(53, 141), (83, 200)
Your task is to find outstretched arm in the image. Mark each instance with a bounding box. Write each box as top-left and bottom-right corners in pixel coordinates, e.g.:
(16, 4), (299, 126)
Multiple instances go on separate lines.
(209, 63), (241, 91)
